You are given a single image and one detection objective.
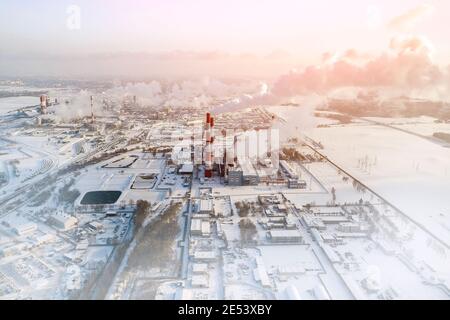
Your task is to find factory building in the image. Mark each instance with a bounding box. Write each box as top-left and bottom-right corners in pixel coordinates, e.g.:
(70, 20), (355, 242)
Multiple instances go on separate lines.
(228, 168), (243, 186)
(253, 257), (271, 288)
(48, 214), (78, 231)
(242, 164), (259, 185)
(193, 250), (216, 262)
(288, 179), (307, 189)
(338, 222), (361, 233)
(267, 230), (303, 243)
(199, 199), (213, 214)
(190, 219), (203, 236)
(199, 112), (278, 186)
(190, 219), (211, 237)
(280, 160), (299, 179)
(13, 222), (38, 236)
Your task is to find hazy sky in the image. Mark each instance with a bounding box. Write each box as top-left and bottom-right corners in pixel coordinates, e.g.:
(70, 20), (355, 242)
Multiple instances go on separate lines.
(1, 0), (449, 78)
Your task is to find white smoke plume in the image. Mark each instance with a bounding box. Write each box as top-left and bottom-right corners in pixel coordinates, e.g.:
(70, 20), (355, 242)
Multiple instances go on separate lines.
(388, 4), (434, 32)
(104, 81), (163, 107)
(52, 90), (103, 122)
(272, 36), (448, 101)
(50, 78), (265, 121)
(211, 82), (278, 114)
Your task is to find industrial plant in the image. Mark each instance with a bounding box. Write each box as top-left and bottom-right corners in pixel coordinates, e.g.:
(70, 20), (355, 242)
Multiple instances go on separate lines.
(1, 0), (450, 304)
(0, 83), (448, 301)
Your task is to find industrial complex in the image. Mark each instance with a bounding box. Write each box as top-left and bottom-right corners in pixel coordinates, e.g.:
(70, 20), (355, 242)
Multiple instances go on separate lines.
(0, 82), (449, 301)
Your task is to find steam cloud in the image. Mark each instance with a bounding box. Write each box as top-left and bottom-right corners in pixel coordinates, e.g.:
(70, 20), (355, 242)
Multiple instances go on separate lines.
(388, 4), (434, 31)
(51, 78), (264, 121)
(52, 90), (101, 122)
(272, 36), (448, 101)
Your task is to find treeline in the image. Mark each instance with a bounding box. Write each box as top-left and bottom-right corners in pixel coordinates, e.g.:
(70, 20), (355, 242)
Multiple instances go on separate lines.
(433, 132), (450, 143)
(328, 98), (450, 121)
(239, 218), (257, 244)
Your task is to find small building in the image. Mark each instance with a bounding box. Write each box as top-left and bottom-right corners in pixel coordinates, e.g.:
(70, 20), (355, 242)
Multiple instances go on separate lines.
(267, 230), (303, 243)
(0, 243), (29, 257)
(288, 179), (307, 189)
(201, 221), (211, 237)
(190, 219), (203, 236)
(276, 204), (287, 213)
(105, 210), (118, 217)
(88, 221), (104, 232)
(240, 162), (259, 186)
(280, 160), (299, 179)
(179, 163), (194, 175)
(228, 169), (243, 186)
(199, 199), (213, 214)
(34, 233), (55, 246)
(13, 222), (37, 236)
(192, 263), (208, 275)
(192, 213), (210, 220)
(190, 219), (211, 237)
(303, 216), (326, 230)
(320, 232), (340, 244)
(48, 214), (78, 231)
(320, 216), (349, 224)
(193, 250), (216, 262)
(338, 222), (361, 233)
(253, 257), (271, 288)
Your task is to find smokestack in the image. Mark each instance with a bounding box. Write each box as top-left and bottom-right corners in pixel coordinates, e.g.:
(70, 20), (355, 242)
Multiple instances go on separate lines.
(210, 117), (215, 143)
(40, 95), (47, 114)
(90, 95), (95, 123)
(204, 112), (213, 178)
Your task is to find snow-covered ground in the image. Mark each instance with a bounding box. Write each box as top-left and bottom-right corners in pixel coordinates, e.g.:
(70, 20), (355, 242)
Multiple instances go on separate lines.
(365, 116), (450, 137)
(0, 96), (38, 115)
(269, 106), (450, 246)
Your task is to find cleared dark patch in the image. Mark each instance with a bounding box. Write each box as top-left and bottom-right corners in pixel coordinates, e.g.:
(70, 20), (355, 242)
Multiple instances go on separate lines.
(80, 191), (122, 205)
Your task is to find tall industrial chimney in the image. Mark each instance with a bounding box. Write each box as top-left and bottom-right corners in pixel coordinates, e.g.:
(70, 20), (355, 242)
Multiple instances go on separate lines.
(40, 95), (47, 114)
(204, 113), (213, 178)
(90, 95), (95, 123)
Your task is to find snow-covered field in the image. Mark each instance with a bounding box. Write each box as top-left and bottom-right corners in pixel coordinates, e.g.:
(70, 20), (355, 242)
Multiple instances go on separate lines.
(366, 116), (450, 137)
(269, 106), (450, 246)
(0, 96), (38, 115)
